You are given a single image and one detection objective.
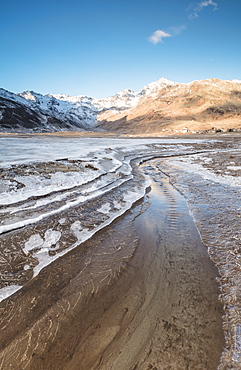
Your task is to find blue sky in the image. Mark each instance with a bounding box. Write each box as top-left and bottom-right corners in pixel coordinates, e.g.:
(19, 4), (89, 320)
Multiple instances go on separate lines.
(0, 0), (240, 98)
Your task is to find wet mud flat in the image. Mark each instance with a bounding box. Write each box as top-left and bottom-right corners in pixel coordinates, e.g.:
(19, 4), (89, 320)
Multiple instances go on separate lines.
(158, 145), (241, 369)
(0, 162), (224, 369)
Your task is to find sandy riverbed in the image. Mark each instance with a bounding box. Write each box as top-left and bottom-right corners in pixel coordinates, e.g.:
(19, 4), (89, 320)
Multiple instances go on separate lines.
(0, 163), (224, 369)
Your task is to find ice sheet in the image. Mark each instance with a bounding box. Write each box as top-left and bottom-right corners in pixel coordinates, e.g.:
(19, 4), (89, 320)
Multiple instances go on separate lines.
(0, 136), (207, 167)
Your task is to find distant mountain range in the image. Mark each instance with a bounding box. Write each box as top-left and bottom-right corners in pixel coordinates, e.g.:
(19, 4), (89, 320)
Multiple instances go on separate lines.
(1, 77), (241, 134)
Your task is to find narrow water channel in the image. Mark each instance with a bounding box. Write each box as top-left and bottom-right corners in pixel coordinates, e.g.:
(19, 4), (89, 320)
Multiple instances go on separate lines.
(0, 161), (224, 369)
(130, 163), (225, 369)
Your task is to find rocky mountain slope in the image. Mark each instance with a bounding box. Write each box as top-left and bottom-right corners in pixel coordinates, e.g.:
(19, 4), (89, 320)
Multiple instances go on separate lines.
(97, 78), (241, 134)
(0, 89), (97, 132)
(0, 78), (241, 134)
(0, 78), (173, 133)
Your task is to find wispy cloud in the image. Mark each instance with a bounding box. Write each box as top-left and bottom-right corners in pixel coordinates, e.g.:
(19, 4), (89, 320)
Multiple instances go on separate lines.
(189, 0), (218, 19)
(148, 26), (186, 45)
(148, 30), (171, 44)
(148, 1), (217, 45)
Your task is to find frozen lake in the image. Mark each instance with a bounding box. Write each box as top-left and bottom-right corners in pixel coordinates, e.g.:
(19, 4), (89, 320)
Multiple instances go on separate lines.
(0, 136), (206, 167)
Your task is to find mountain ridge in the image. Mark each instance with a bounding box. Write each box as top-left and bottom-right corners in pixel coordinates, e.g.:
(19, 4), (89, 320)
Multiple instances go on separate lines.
(0, 77), (241, 134)
(97, 78), (241, 134)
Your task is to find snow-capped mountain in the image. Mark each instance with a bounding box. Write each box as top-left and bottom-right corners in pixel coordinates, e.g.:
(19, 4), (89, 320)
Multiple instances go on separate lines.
(51, 89), (140, 116)
(97, 78), (241, 134)
(0, 77), (241, 133)
(49, 77), (176, 117)
(0, 88), (95, 132)
(0, 77), (178, 132)
(18, 91), (98, 130)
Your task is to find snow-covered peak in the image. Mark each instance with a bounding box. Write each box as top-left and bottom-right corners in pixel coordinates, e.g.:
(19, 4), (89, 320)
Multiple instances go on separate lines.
(113, 88), (136, 98)
(9, 90), (98, 130)
(19, 91), (63, 113)
(227, 79), (241, 84)
(15, 78), (179, 120)
(0, 88), (30, 106)
(49, 79), (179, 116)
(140, 77), (177, 97)
(51, 93), (94, 104)
(20, 91), (38, 101)
(96, 89), (141, 112)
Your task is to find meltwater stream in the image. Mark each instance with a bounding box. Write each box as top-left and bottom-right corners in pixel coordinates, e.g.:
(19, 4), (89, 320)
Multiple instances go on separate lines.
(0, 159), (224, 370)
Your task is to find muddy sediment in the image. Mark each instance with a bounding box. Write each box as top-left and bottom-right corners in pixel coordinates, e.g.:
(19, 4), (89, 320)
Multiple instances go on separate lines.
(158, 153), (241, 368)
(0, 163), (224, 369)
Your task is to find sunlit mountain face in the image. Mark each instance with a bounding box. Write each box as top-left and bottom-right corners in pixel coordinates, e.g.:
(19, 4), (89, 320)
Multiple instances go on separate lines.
(0, 78), (241, 134)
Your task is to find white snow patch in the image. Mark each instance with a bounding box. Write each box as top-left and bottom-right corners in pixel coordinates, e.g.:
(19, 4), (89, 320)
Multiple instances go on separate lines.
(24, 234), (44, 254)
(40, 229), (61, 251)
(97, 203), (111, 214)
(113, 200), (121, 209)
(58, 218), (66, 224)
(24, 229), (61, 256)
(70, 221), (83, 240)
(227, 166), (241, 171)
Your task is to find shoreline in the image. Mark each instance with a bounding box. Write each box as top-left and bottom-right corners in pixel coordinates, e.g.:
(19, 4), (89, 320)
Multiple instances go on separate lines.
(0, 164), (224, 369)
(0, 131), (240, 139)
